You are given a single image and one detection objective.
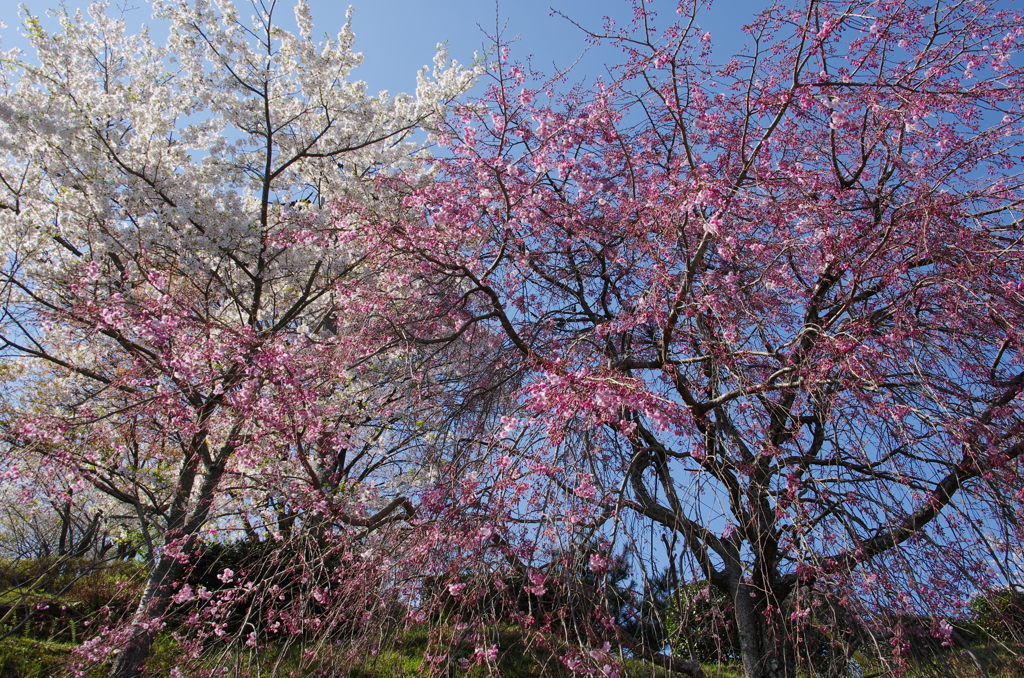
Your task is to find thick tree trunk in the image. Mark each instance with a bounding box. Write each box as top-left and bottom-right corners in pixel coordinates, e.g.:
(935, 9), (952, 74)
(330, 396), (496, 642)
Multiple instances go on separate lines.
(108, 453), (228, 678)
(108, 552), (184, 678)
(734, 582), (796, 678)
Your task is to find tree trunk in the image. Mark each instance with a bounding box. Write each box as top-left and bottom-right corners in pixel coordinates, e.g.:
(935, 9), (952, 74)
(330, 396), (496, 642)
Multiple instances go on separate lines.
(108, 552), (184, 678)
(734, 582), (796, 678)
(107, 445), (229, 678)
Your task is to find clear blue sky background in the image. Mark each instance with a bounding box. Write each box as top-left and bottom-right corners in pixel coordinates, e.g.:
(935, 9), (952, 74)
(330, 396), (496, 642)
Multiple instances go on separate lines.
(0, 0), (765, 96)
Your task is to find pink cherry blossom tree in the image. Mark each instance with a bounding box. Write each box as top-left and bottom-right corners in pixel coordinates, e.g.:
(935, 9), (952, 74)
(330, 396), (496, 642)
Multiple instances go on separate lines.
(370, 0), (1024, 676)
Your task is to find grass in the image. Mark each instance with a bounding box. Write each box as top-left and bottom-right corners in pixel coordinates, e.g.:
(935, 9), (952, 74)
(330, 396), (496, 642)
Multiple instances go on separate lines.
(2, 631), (1023, 677)
(0, 637), (73, 678)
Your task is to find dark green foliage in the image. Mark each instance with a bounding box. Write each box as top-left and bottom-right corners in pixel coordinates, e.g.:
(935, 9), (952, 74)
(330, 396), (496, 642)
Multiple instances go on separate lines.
(967, 588), (1024, 647)
(0, 637), (72, 678)
(660, 581), (740, 664)
(184, 541), (276, 594)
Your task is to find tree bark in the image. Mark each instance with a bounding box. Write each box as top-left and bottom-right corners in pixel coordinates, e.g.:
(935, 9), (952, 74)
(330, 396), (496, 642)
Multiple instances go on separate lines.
(108, 552), (184, 678)
(108, 451), (229, 678)
(734, 582), (796, 678)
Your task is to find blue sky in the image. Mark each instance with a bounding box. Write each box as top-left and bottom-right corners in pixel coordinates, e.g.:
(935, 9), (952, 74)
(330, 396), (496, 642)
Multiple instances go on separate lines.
(0, 0), (766, 96)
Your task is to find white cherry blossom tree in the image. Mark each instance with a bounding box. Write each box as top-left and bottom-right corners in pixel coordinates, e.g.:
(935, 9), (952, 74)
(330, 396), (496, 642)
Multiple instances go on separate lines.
(0, 2), (478, 675)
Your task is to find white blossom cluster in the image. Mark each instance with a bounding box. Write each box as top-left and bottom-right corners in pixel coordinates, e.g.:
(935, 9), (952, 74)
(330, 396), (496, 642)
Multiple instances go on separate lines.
(0, 0), (475, 326)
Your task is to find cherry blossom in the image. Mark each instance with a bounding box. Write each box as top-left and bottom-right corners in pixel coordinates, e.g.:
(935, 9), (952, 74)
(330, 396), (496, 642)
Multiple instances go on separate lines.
(368, 0), (1024, 676)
